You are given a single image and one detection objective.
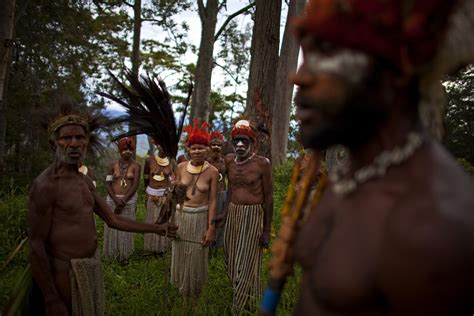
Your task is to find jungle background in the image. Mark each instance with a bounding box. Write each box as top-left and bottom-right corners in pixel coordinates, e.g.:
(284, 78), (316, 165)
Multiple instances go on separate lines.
(0, 0), (473, 314)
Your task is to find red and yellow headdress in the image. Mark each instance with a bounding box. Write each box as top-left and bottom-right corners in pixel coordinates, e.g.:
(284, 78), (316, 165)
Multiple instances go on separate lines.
(294, 0), (462, 74)
(117, 136), (135, 152)
(231, 120), (256, 142)
(183, 119), (210, 147)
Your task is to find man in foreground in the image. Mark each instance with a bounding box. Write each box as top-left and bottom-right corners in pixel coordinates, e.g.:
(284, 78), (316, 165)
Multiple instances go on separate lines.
(290, 0), (474, 314)
(221, 119), (273, 313)
(28, 99), (177, 315)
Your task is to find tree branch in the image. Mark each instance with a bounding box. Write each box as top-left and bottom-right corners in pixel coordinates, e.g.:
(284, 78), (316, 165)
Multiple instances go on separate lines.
(142, 18), (161, 23)
(213, 61), (240, 85)
(214, 1), (255, 42)
(123, 1), (133, 8)
(197, 0), (205, 19)
(14, 0), (30, 26)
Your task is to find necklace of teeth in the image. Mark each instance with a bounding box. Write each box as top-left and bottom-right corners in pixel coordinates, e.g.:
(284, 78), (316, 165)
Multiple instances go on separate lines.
(330, 133), (423, 196)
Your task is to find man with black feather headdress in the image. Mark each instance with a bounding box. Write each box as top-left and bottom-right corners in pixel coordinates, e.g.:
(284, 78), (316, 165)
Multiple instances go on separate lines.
(26, 97), (177, 316)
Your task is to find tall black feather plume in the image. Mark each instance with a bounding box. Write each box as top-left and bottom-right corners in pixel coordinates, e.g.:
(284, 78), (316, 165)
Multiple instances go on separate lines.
(98, 70), (191, 159)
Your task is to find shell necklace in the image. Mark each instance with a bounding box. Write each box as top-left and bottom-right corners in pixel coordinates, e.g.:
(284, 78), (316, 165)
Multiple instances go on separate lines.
(330, 133), (423, 196)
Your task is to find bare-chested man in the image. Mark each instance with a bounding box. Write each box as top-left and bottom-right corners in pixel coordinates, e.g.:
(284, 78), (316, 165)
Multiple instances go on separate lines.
(290, 0), (474, 315)
(171, 121), (218, 296)
(220, 119), (273, 313)
(207, 130), (227, 251)
(143, 141), (176, 254)
(103, 137), (140, 264)
(28, 101), (177, 315)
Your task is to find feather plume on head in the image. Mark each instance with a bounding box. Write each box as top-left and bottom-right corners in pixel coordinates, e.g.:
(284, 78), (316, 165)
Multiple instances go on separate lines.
(210, 130), (224, 143)
(183, 118), (210, 147)
(98, 69), (191, 159)
(44, 96), (110, 160)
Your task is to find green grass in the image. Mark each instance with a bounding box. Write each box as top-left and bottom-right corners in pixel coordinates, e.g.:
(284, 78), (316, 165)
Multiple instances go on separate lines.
(0, 161), (299, 315)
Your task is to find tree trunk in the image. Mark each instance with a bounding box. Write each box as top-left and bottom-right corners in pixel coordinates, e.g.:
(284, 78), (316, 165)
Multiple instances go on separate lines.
(131, 0), (141, 76)
(131, 0), (142, 157)
(245, 0), (281, 159)
(190, 0), (219, 122)
(271, 0), (306, 165)
(0, 0), (16, 170)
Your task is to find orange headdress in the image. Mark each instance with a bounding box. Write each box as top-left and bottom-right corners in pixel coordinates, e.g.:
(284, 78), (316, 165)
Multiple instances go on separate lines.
(231, 119), (256, 142)
(117, 136), (135, 152)
(183, 119), (210, 147)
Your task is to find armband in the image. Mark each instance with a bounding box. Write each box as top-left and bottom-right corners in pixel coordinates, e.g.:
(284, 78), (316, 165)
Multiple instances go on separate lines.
(106, 175), (113, 182)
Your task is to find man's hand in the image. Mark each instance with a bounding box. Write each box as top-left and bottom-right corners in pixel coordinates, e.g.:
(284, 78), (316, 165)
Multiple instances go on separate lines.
(45, 298), (69, 316)
(201, 227), (216, 246)
(259, 231), (270, 248)
(156, 222), (178, 238)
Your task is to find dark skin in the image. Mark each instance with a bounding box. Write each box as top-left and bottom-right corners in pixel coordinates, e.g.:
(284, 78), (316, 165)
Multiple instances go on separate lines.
(28, 124), (177, 316)
(291, 37), (474, 315)
(219, 136), (273, 248)
(176, 143), (218, 245)
(207, 139), (226, 192)
(106, 144), (140, 213)
(143, 143), (175, 206)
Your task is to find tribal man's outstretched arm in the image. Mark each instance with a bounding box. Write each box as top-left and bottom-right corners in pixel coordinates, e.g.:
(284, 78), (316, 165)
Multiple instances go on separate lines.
(92, 187), (176, 237)
(28, 180), (68, 315)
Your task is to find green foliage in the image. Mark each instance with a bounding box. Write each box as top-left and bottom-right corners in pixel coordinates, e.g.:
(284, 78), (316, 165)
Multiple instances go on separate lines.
(0, 186), (29, 258)
(0, 162), (298, 314)
(458, 158), (474, 175)
(443, 66), (474, 164)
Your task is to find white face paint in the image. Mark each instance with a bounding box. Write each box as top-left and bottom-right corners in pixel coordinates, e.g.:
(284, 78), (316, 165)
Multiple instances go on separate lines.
(302, 38), (370, 85)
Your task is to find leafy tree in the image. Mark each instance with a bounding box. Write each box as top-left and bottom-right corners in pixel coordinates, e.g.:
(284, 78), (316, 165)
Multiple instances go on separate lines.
(2, 0), (131, 187)
(443, 66), (474, 164)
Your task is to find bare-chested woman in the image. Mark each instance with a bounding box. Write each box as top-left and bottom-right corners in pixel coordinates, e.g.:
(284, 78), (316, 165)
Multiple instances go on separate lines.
(103, 137), (140, 264)
(143, 141), (175, 254)
(171, 122), (218, 296)
(28, 101), (176, 315)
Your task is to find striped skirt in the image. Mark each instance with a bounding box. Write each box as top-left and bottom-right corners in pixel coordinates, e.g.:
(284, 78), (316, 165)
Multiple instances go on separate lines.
(144, 188), (169, 253)
(103, 194), (136, 260)
(171, 205), (209, 296)
(224, 203), (264, 313)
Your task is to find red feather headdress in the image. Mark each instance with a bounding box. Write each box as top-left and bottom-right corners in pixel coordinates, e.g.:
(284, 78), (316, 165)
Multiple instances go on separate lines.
(293, 0), (461, 74)
(183, 119), (210, 147)
(231, 120), (256, 142)
(117, 136), (135, 152)
(210, 130), (224, 143)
